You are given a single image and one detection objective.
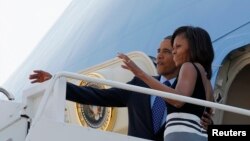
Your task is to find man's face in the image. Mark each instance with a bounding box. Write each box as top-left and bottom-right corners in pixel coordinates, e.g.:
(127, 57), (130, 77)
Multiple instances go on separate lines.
(156, 39), (176, 76)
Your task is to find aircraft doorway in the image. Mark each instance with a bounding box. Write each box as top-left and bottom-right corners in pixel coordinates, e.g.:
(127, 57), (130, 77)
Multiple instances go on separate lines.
(213, 45), (250, 124)
(222, 64), (250, 124)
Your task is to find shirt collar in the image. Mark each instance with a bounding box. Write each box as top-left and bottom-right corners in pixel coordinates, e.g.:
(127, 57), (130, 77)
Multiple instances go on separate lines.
(159, 76), (176, 85)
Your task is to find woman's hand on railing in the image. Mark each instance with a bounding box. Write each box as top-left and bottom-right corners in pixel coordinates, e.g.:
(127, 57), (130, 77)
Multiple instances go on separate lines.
(29, 70), (52, 83)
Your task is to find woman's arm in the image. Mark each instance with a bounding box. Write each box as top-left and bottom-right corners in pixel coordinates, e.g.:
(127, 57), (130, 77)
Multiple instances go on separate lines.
(117, 53), (197, 108)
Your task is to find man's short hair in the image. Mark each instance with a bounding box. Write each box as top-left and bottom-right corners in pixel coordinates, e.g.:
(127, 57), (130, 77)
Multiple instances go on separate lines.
(164, 35), (172, 40)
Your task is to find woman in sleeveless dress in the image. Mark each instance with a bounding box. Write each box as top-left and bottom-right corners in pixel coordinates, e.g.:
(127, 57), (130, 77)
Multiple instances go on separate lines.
(118, 26), (214, 141)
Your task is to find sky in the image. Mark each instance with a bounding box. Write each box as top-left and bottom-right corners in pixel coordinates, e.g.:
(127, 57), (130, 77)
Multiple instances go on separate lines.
(0, 0), (72, 85)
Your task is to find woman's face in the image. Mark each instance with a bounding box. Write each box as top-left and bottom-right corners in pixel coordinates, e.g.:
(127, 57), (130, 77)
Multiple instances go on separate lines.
(172, 34), (191, 67)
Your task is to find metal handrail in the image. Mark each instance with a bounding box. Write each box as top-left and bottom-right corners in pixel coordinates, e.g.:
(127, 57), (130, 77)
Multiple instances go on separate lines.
(32, 71), (250, 126)
(0, 87), (15, 100)
(57, 71), (250, 116)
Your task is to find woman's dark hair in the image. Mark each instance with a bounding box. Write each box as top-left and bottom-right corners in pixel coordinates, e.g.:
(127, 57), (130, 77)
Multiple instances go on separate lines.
(171, 26), (214, 79)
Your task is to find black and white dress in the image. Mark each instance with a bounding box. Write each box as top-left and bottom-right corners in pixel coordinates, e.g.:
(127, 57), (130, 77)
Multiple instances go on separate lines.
(164, 64), (208, 141)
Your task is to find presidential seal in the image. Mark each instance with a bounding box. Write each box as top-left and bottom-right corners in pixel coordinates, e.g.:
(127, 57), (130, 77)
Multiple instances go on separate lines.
(76, 73), (117, 131)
